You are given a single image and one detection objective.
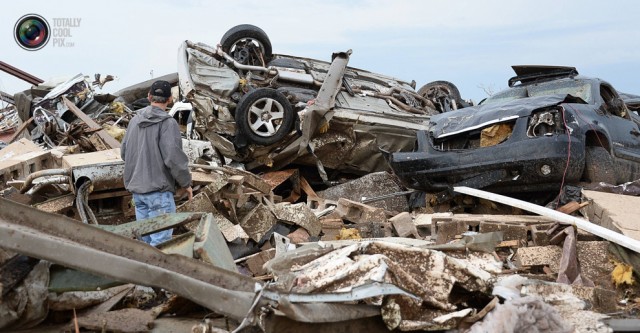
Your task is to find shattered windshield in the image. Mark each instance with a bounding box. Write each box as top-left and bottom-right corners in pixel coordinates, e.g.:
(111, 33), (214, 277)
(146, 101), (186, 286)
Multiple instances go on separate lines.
(484, 79), (593, 105)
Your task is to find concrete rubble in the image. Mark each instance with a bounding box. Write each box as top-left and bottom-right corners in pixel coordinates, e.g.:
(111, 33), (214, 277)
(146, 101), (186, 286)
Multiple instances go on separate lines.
(2, 25), (640, 333)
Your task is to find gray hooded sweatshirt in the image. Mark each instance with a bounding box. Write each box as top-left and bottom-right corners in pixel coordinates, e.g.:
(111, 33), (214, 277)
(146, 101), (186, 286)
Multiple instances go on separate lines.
(121, 105), (191, 194)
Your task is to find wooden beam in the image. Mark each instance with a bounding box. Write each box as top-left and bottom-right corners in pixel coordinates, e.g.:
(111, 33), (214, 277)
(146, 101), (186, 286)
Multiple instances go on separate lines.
(454, 186), (640, 254)
(62, 97), (121, 149)
(7, 117), (33, 143)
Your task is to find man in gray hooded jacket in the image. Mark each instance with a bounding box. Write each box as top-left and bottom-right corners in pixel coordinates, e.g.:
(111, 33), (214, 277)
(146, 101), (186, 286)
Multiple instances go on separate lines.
(121, 80), (192, 246)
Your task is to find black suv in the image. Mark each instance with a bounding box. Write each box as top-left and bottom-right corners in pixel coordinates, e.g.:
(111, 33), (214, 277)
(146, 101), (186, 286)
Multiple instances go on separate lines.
(390, 66), (640, 195)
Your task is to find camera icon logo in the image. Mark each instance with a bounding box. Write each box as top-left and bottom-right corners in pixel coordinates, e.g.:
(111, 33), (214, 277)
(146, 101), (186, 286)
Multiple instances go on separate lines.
(14, 14), (50, 51)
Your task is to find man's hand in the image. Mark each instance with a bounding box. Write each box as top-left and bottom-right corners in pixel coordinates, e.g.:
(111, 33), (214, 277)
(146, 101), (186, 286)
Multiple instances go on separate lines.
(177, 186), (193, 201)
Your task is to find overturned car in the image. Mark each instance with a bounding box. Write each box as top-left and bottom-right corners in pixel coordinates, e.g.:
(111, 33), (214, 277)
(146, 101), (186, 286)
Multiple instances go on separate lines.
(390, 66), (640, 195)
(178, 24), (465, 176)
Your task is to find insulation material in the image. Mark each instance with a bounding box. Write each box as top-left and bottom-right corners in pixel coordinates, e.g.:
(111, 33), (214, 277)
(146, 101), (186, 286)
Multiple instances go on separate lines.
(612, 262), (634, 287)
(103, 124), (126, 142)
(337, 228), (361, 240)
(480, 123), (513, 147)
(468, 296), (573, 333)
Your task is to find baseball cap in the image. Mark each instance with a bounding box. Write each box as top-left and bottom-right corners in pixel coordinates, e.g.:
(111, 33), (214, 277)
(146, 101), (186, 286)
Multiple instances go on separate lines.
(149, 80), (172, 98)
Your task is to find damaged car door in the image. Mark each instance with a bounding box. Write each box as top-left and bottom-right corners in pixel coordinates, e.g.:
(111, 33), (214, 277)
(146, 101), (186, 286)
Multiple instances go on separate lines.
(595, 83), (640, 181)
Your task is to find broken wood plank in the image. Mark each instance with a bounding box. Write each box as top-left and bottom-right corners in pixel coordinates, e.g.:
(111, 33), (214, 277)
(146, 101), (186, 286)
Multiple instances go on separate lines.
(7, 117), (33, 143)
(454, 186), (640, 253)
(300, 176), (318, 198)
(62, 96), (120, 149)
(496, 240), (520, 248)
(556, 201), (589, 215)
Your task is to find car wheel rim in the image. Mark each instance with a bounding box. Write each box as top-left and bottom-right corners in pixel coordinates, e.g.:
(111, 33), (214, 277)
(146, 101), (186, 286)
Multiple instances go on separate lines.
(247, 97), (285, 137)
(230, 38), (265, 65)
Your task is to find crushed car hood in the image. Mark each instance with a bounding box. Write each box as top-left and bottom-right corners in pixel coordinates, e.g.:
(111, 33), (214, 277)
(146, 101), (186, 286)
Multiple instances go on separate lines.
(430, 94), (584, 138)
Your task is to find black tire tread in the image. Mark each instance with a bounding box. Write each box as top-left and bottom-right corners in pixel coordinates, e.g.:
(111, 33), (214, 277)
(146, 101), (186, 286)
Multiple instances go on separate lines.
(583, 146), (617, 185)
(418, 80), (463, 103)
(220, 24), (272, 62)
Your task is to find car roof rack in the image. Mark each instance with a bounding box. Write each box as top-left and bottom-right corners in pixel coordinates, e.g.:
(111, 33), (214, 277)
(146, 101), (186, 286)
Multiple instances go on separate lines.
(508, 65), (579, 87)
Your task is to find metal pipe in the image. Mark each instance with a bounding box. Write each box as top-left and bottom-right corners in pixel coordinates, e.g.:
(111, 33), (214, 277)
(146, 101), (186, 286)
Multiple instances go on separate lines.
(75, 181), (97, 225)
(0, 198), (260, 320)
(83, 185), (98, 225)
(0, 218), (257, 321)
(26, 176), (70, 195)
(76, 183), (88, 224)
(217, 47), (275, 73)
(0, 91), (15, 105)
(20, 169), (72, 194)
(5, 180), (24, 187)
(185, 41), (270, 73)
(0, 61), (44, 85)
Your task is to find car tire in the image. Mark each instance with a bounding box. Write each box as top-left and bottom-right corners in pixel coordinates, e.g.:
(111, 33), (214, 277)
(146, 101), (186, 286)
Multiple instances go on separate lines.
(418, 80), (466, 113)
(220, 24), (273, 66)
(583, 146), (617, 185)
(235, 88), (294, 145)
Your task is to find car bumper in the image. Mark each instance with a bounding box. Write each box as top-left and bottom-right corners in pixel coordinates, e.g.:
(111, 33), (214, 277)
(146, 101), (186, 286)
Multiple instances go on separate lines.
(390, 135), (585, 193)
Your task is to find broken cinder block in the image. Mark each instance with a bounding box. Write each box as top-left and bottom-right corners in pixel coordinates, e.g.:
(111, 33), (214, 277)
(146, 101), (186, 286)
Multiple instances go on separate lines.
(0, 139), (52, 187)
(177, 192), (217, 230)
(354, 221), (390, 238)
(531, 224), (554, 246)
(287, 227), (311, 244)
(273, 202), (321, 236)
(434, 220), (467, 244)
(335, 198), (386, 224)
(238, 203), (276, 242)
(513, 245), (562, 271)
(479, 221), (528, 242)
(576, 241), (615, 289)
(318, 171), (409, 212)
(389, 212), (420, 238)
(210, 210), (249, 243)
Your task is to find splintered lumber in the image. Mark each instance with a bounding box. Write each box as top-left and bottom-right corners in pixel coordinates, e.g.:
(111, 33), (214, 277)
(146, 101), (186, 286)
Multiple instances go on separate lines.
(62, 96), (121, 149)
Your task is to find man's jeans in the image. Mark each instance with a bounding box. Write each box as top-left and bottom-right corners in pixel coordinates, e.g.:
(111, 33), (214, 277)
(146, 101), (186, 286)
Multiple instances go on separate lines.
(133, 191), (176, 246)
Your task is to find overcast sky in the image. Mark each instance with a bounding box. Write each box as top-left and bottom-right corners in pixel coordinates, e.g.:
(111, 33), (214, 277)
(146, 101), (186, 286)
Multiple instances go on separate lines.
(1, 0), (639, 104)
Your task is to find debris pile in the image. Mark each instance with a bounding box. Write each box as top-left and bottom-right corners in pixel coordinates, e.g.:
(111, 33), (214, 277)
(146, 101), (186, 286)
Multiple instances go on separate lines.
(2, 24), (640, 333)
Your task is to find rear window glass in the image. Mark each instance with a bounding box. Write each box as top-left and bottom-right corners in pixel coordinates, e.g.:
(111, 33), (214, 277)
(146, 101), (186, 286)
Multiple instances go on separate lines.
(484, 79), (592, 105)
